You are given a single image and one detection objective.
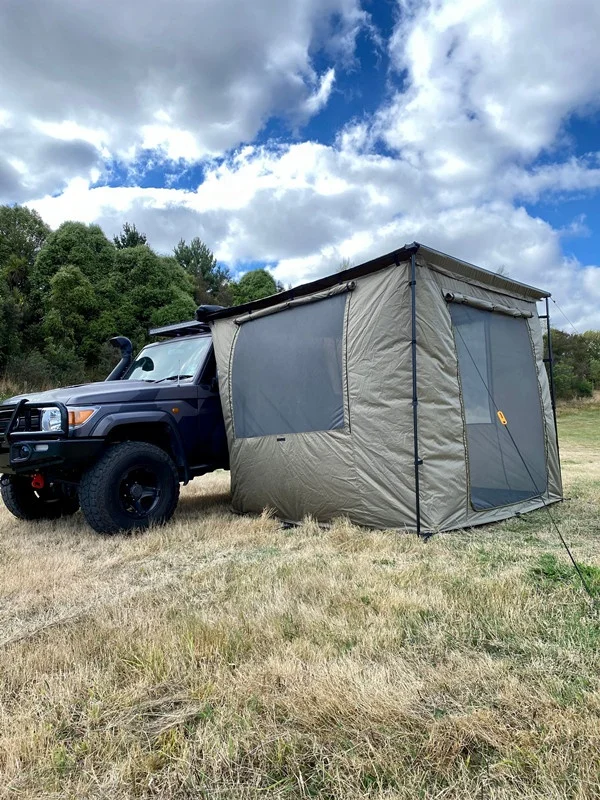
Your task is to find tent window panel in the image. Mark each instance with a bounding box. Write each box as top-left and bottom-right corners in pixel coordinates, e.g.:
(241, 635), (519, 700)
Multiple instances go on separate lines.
(452, 315), (492, 424)
(450, 304), (547, 511)
(231, 293), (346, 438)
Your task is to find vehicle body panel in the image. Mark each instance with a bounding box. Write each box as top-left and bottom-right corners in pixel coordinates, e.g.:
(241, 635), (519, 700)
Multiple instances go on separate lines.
(0, 335), (229, 479)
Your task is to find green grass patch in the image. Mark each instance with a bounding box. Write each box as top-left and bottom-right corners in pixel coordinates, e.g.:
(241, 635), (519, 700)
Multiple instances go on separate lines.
(557, 404), (600, 447)
(529, 552), (600, 595)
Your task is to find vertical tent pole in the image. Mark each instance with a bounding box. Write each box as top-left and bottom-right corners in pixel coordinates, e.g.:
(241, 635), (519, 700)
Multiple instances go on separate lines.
(409, 252), (422, 535)
(544, 296), (559, 451)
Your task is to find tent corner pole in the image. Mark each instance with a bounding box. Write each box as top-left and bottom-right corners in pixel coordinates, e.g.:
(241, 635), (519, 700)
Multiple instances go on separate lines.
(544, 296), (559, 451)
(409, 252), (422, 535)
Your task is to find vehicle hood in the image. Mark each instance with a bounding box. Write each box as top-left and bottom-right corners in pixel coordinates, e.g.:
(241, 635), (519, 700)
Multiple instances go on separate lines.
(3, 380), (194, 406)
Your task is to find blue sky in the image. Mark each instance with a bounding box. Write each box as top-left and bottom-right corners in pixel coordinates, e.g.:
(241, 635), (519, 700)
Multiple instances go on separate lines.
(524, 112), (600, 266)
(1, 0), (599, 327)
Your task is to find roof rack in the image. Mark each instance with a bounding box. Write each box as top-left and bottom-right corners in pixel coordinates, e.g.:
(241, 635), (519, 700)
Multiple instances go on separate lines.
(149, 320), (211, 338)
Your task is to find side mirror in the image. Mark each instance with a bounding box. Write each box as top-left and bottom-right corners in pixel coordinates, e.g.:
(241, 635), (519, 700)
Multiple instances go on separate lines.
(140, 357), (154, 372)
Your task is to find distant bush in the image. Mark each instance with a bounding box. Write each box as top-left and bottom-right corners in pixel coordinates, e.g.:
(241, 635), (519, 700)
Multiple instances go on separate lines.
(546, 329), (600, 400)
(575, 378), (594, 397)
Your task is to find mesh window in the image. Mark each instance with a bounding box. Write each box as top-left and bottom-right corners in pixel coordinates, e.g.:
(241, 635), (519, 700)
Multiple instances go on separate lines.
(450, 304), (547, 510)
(231, 294), (347, 438)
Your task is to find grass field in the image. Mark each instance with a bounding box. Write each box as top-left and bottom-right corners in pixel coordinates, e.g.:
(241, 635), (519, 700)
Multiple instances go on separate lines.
(1, 410), (600, 798)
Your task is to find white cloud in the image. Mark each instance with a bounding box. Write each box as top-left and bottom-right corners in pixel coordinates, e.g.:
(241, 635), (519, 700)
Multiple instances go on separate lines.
(0, 0), (366, 201)
(32, 120), (109, 154)
(7, 0), (600, 329)
(383, 0), (600, 162)
(501, 157), (600, 201)
(303, 69), (337, 116)
(139, 125), (205, 163)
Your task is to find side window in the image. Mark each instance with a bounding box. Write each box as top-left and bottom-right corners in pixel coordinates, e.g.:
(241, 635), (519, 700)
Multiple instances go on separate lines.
(231, 294), (347, 438)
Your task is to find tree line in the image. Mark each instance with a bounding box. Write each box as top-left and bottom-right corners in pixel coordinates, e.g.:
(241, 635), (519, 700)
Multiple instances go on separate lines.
(546, 329), (600, 400)
(0, 205), (282, 389)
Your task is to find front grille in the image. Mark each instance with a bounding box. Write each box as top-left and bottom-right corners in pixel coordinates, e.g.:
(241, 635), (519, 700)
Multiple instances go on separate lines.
(0, 407), (42, 437)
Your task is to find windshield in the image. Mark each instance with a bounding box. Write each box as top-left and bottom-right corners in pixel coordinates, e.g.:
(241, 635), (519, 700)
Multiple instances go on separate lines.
(124, 336), (212, 382)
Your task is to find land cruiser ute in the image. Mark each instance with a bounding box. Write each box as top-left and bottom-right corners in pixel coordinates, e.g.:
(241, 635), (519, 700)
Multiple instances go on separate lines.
(0, 309), (229, 534)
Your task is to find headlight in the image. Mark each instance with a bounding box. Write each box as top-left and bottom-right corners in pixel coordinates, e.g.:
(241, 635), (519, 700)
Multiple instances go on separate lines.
(67, 407), (98, 428)
(40, 407), (63, 432)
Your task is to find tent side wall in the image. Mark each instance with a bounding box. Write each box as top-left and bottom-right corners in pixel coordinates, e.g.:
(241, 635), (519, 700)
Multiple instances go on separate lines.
(211, 288), (364, 523)
(344, 262), (418, 529)
(416, 255), (562, 531)
(211, 265), (419, 528)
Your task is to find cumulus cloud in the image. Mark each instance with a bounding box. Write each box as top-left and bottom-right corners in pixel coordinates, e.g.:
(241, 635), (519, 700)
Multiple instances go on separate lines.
(381, 0), (600, 164)
(0, 0), (366, 200)
(500, 156), (600, 202)
(0, 124), (104, 204)
(5, 0), (600, 328)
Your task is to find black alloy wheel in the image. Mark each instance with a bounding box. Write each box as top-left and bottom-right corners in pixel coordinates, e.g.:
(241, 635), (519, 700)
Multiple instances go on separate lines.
(118, 466), (162, 518)
(79, 441), (180, 534)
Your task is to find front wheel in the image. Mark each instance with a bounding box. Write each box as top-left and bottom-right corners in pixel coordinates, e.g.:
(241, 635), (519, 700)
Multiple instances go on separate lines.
(79, 442), (180, 534)
(1, 475), (80, 520)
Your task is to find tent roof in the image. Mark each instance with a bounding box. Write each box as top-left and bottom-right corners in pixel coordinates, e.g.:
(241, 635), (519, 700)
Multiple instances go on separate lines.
(416, 243), (550, 301)
(201, 242), (549, 322)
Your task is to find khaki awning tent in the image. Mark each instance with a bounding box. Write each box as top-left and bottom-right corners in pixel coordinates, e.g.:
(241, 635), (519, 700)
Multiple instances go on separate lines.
(202, 242), (562, 533)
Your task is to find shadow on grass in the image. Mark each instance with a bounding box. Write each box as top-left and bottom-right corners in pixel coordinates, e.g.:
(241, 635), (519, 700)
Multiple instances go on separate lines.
(177, 489), (233, 517)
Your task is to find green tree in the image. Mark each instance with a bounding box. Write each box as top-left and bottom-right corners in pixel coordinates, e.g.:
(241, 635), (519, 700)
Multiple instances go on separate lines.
(173, 237), (230, 302)
(0, 281), (22, 371)
(552, 361), (576, 400)
(32, 225), (196, 381)
(42, 266), (101, 363)
(3, 254), (30, 294)
(0, 205), (50, 272)
(589, 358), (600, 387)
(30, 222), (117, 376)
(232, 268), (277, 305)
(113, 247), (196, 342)
(32, 222), (116, 300)
(583, 330), (600, 362)
(0, 206), (51, 369)
(113, 222), (148, 249)
(545, 328), (600, 399)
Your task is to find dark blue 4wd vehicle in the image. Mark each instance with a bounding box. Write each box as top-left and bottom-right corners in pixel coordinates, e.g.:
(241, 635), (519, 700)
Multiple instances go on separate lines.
(0, 312), (229, 534)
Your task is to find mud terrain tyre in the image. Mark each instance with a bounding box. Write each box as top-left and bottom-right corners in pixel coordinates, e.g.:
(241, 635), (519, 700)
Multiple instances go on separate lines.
(79, 441), (180, 534)
(1, 475), (80, 520)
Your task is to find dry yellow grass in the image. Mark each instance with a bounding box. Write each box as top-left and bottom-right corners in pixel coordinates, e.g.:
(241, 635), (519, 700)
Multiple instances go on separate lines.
(1, 411), (600, 798)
